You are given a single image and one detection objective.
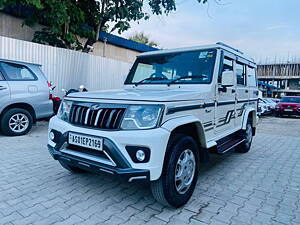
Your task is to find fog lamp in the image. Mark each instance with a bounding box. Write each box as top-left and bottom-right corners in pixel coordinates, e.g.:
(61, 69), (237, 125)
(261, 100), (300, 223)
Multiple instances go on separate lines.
(49, 131), (55, 141)
(136, 150), (146, 161)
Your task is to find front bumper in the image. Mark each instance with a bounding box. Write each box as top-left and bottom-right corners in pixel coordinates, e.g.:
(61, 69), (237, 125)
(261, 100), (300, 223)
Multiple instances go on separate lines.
(48, 144), (150, 182)
(48, 116), (170, 181)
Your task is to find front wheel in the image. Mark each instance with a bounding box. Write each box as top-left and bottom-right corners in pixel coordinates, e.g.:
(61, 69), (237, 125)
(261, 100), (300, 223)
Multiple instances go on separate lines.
(151, 135), (199, 208)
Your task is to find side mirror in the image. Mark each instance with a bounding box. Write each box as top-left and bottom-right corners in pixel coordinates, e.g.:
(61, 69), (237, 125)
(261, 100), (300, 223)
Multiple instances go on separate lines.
(219, 71), (234, 92)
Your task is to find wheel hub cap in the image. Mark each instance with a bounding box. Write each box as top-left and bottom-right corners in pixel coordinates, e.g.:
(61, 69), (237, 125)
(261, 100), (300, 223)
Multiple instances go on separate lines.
(9, 113), (29, 133)
(175, 149), (196, 194)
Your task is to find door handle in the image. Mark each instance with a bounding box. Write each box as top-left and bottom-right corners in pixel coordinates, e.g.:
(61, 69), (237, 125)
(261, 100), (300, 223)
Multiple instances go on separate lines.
(0, 86), (7, 91)
(245, 90), (249, 93)
(232, 89), (236, 93)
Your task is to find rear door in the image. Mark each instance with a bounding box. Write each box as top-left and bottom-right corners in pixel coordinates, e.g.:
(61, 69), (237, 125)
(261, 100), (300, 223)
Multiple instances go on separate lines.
(0, 61), (39, 106)
(215, 51), (236, 134)
(235, 60), (248, 127)
(0, 70), (10, 109)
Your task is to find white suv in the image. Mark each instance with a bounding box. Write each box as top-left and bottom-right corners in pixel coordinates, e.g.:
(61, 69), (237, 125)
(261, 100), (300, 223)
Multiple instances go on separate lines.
(48, 43), (258, 207)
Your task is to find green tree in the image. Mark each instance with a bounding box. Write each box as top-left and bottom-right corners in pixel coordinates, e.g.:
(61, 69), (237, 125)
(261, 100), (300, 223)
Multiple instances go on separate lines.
(0, 0), (210, 51)
(129, 32), (159, 47)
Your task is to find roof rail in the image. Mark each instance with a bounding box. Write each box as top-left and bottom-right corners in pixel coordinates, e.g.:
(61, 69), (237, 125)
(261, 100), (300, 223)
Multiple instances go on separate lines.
(216, 42), (244, 55)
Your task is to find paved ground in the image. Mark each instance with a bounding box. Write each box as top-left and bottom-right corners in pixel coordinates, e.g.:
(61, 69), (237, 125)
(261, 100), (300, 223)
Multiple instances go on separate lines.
(1, 117), (300, 225)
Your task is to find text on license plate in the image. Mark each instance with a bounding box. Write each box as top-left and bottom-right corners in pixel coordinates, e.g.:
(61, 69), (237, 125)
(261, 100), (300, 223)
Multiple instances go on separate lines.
(284, 109), (293, 112)
(68, 133), (103, 151)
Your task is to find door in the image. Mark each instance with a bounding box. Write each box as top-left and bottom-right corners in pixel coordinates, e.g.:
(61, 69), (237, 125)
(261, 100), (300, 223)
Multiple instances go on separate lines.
(247, 66), (258, 107)
(0, 61), (39, 104)
(0, 70), (10, 108)
(215, 53), (236, 134)
(235, 60), (248, 127)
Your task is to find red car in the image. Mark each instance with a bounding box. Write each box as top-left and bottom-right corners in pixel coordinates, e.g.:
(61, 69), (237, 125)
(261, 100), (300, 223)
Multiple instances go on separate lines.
(275, 96), (300, 117)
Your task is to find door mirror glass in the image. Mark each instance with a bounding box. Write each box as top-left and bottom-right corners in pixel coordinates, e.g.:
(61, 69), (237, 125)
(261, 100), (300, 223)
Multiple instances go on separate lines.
(221, 70), (234, 87)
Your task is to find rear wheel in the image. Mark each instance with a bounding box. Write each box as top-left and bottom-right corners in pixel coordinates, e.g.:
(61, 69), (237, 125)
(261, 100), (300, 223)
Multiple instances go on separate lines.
(0, 108), (33, 136)
(151, 135), (199, 208)
(236, 123), (253, 153)
(59, 161), (86, 173)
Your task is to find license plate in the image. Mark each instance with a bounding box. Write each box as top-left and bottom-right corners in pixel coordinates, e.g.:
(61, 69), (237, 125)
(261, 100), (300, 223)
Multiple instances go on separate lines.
(284, 109), (293, 112)
(68, 132), (103, 151)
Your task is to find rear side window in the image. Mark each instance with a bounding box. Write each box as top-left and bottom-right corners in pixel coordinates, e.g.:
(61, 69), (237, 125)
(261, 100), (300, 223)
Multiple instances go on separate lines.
(236, 62), (246, 86)
(247, 66), (257, 87)
(0, 62), (37, 81)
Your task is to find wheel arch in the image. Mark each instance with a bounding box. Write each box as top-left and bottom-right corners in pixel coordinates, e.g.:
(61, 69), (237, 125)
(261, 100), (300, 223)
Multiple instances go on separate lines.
(0, 103), (36, 123)
(161, 116), (209, 163)
(242, 109), (257, 131)
(162, 116), (207, 147)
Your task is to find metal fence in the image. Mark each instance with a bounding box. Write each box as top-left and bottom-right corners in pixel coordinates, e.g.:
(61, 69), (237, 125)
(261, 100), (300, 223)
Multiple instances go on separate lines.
(0, 36), (132, 96)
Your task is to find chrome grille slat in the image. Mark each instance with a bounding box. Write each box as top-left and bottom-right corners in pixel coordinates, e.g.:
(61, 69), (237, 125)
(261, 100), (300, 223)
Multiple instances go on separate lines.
(84, 109), (91, 125)
(94, 109), (103, 126)
(69, 104), (125, 130)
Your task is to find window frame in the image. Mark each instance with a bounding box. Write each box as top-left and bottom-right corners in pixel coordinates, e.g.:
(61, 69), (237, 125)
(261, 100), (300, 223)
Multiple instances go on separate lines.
(0, 61), (38, 81)
(247, 66), (257, 87)
(236, 61), (247, 86)
(218, 52), (235, 84)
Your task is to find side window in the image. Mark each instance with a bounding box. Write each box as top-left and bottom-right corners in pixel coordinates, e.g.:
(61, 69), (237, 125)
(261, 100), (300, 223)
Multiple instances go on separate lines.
(236, 62), (246, 86)
(0, 71), (4, 81)
(247, 66), (257, 87)
(0, 62), (37, 81)
(218, 56), (234, 83)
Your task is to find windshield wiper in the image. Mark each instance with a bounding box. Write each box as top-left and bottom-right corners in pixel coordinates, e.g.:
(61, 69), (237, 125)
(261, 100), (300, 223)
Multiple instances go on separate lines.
(167, 75), (207, 86)
(134, 77), (168, 86)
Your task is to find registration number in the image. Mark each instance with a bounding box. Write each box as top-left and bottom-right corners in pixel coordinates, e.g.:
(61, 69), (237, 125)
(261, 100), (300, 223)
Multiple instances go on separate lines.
(68, 132), (103, 151)
(284, 109), (293, 112)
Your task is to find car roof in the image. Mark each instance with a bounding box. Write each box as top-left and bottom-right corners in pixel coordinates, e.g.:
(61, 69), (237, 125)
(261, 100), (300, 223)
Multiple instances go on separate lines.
(0, 58), (41, 67)
(138, 42), (256, 66)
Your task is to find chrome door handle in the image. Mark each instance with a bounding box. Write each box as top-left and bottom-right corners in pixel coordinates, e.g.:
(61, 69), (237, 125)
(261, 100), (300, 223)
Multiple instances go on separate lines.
(0, 86), (7, 91)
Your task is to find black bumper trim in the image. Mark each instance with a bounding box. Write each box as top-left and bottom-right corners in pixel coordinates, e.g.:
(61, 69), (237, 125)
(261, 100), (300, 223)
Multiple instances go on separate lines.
(48, 144), (150, 181)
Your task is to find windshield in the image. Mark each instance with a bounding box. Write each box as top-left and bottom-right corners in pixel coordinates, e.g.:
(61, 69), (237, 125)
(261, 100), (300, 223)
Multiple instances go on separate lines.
(281, 97), (300, 103)
(125, 49), (217, 85)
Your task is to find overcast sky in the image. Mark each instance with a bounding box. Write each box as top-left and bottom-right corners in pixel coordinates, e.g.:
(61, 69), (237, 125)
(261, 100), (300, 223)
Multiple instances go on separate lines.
(120, 0), (300, 63)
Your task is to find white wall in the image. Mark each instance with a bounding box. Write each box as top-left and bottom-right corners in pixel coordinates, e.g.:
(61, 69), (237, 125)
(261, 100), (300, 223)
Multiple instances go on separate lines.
(0, 36), (132, 96)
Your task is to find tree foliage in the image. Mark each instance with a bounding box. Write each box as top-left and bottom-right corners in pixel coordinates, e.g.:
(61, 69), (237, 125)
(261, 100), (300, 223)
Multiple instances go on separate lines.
(129, 32), (159, 47)
(1, 0), (210, 51)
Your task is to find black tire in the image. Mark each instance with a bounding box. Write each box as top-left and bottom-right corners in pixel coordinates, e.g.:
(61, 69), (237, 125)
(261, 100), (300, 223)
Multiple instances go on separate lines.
(236, 123), (253, 153)
(59, 160), (86, 173)
(151, 134), (199, 208)
(0, 108), (33, 136)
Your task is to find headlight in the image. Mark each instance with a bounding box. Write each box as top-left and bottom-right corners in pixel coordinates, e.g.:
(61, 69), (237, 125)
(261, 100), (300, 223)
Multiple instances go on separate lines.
(57, 100), (73, 122)
(121, 105), (163, 130)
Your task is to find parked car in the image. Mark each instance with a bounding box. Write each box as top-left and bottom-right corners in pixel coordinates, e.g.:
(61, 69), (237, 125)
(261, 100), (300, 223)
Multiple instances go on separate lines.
(263, 98), (277, 111)
(48, 43), (258, 207)
(275, 96), (300, 117)
(0, 59), (53, 136)
(258, 99), (269, 116)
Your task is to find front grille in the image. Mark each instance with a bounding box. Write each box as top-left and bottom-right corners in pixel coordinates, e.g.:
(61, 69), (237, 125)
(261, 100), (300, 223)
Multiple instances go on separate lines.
(69, 104), (125, 129)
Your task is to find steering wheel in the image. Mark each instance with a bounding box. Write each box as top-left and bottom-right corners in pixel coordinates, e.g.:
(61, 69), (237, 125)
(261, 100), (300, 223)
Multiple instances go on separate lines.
(150, 73), (168, 80)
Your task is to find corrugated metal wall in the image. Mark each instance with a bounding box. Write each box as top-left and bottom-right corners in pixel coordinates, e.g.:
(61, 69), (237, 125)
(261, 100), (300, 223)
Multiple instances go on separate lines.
(0, 36), (132, 96)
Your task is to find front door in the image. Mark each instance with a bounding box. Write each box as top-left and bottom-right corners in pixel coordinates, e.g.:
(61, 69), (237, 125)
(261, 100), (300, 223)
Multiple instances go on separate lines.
(215, 53), (236, 134)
